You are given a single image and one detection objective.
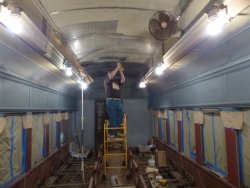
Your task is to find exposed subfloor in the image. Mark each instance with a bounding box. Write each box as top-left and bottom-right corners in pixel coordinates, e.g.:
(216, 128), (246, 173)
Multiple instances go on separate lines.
(35, 155), (95, 188)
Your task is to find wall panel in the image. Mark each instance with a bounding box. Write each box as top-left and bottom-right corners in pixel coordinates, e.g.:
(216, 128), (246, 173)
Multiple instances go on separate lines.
(150, 59), (250, 108)
(0, 79), (29, 108)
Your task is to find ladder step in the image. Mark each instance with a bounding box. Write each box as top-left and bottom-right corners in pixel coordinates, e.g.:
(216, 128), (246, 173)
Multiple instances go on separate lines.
(105, 127), (125, 130)
(106, 166), (127, 169)
(106, 138), (125, 142)
(105, 153), (126, 156)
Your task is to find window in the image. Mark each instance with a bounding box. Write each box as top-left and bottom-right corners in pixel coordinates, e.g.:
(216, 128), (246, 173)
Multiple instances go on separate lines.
(203, 113), (227, 176)
(239, 109), (250, 187)
(0, 115), (25, 187)
(168, 110), (178, 148)
(32, 114), (44, 167)
(183, 110), (196, 159)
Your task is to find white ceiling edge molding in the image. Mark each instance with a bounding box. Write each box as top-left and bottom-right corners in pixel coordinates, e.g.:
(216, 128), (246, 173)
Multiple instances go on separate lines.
(0, 4), (93, 85)
(142, 0), (250, 84)
(0, 25), (80, 93)
(162, 0), (250, 68)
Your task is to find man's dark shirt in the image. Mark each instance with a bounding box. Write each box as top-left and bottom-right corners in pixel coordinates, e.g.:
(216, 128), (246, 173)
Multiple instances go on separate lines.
(104, 77), (122, 98)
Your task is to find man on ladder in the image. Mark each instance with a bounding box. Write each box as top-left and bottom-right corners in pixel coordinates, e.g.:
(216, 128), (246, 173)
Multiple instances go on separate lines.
(104, 62), (125, 137)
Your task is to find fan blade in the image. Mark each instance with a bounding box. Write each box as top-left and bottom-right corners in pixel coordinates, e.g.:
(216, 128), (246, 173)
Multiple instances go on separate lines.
(150, 18), (162, 31)
(159, 12), (170, 23)
(155, 29), (171, 40)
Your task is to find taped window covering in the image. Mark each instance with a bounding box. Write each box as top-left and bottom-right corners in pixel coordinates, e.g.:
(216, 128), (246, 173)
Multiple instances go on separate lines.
(56, 112), (62, 122)
(162, 118), (167, 142)
(220, 111), (244, 130)
(0, 115), (25, 187)
(182, 110), (190, 158)
(241, 110), (250, 187)
(194, 111), (204, 124)
(43, 113), (51, 125)
(159, 118), (163, 140)
(62, 118), (68, 143)
(23, 113), (32, 129)
(0, 116), (5, 134)
(0, 116), (11, 185)
(12, 116), (23, 176)
(156, 111), (162, 118)
(162, 110), (167, 119)
(153, 111), (159, 138)
(182, 110), (196, 159)
(178, 111), (184, 152)
(31, 114), (44, 167)
(168, 110), (178, 148)
(70, 113), (75, 142)
(60, 120), (65, 145)
(50, 113), (57, 153)
(176, 111), (182, 121)
(62, 112), (69, 120)
(203, 113), (227, 176)
(56, 121), (60, 148)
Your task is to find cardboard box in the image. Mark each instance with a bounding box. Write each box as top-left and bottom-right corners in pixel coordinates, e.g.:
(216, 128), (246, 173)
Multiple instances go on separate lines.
(155, 151), (166, 167)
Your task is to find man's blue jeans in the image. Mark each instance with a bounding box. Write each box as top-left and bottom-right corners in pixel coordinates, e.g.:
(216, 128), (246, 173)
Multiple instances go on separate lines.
(106, 99), (123, 136)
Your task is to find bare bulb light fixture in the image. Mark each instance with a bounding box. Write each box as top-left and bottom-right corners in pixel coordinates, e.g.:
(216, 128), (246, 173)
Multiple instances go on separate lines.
(65, 66), (72, 76)
(206, 4), (229, 36)
(139, 80), (146, 88)
(79, 79), (88, 90)
(0, 6), (23, 34)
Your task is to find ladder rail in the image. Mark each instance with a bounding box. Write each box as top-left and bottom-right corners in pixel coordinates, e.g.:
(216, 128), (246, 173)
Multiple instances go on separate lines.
(103, 114), (128, 176)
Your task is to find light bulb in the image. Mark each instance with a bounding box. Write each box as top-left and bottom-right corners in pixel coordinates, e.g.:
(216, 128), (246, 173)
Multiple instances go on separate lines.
(206, 18), (222, 36)
(0, 7), (23, 34)
(155, 66), (164, 76)
(206, 9), (229, 36)
(80, 80), (88, 90)
(7, 15), (23, 34)
(65, 67), (72, 76)
(139, 81), (146, 88)
(155, 65), (165, 75)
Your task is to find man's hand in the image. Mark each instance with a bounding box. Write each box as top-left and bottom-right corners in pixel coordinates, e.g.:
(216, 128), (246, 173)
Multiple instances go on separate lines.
(117, 62), (122, 69)
(117, 62), (124, 72)
(119, 66), (124, 72)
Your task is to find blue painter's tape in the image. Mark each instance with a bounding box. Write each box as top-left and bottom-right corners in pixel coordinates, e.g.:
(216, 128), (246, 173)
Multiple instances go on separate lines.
(238, 130), (244, 185)
(0, 117), (26, 188)
(167, 111), (170, 144)
(205, 160), (227, 176)
(181, 111), (184, 152)
(211, 113), (217, 166)
(159, 118), (163, 140)
(173, 112), (176, 146)
(43, 125), (46, 158)
(56, 121), (59, 148)
(21, 128), (26, 173)
(0, 171), (23, 188)
(186, 111), (196, 158)
(203, 113), (227, 176)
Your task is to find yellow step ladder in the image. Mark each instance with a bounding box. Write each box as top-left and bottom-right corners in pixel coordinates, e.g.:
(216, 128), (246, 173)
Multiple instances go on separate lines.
(103, 114), (128, 176)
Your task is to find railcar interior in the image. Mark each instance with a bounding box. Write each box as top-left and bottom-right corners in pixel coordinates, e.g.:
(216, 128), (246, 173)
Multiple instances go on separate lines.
(0, 0), (250, 188)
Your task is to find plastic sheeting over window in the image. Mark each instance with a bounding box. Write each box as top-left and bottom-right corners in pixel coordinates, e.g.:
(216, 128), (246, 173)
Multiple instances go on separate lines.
(0, 115), (25, 186)
(32, 114), (44, 167)
(168, 110), (178, 148)
(50, 113), (57, 153)
(161, 117), (167, 142)
(153, 111), (159, 138)
(241, 110), (250, 187)
(203, 113), (227, 176)
(182, 110), (196, 159)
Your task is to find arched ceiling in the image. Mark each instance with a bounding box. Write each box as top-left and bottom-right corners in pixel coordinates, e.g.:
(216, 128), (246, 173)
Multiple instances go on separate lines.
(12, 0), (194, 79)
(2, 0), (249, 96)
